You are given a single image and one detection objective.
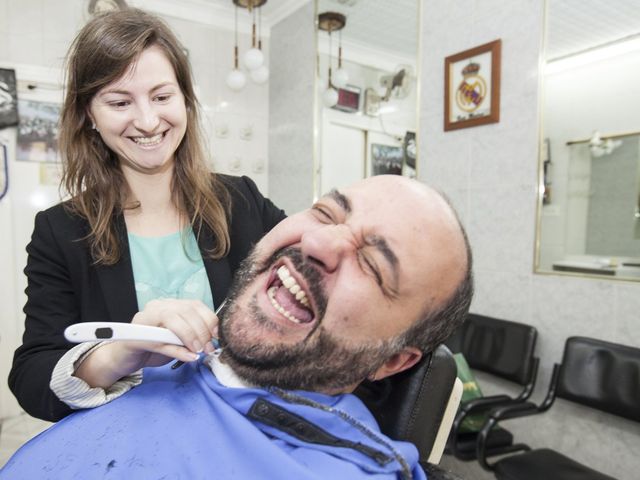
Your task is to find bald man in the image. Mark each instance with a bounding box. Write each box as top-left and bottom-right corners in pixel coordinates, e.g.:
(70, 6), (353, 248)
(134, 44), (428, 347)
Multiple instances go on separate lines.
(2, 176), (473, 480)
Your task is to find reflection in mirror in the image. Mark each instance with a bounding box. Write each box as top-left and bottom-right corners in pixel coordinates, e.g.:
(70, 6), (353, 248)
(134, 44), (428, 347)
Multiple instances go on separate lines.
(314, 0), (419, 197)
(535, 0), (640, 280)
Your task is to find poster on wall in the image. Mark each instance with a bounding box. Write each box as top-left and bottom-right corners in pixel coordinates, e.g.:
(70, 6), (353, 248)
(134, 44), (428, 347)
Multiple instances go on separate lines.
(403, 131), (416, 178)
(17, 99), (61, 163)
(0, 68), (19, 129)
(370, 143), (404, 176)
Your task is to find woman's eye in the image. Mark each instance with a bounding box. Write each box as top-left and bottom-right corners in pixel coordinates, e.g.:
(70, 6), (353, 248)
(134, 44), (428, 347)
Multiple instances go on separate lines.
(154, 94), (171, 103)
(109, 100), (129, 108)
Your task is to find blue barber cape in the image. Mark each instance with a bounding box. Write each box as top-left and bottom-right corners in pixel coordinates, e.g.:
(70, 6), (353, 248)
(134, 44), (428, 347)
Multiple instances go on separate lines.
(1, 360), (426, 479)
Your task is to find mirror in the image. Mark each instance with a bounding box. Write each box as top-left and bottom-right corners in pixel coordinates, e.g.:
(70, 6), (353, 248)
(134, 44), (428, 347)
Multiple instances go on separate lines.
(535, 0), (640, 280)
(313, 0), (420, 198)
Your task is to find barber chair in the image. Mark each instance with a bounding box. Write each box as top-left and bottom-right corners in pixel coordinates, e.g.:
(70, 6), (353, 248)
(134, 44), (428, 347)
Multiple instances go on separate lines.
(445, 313), (539, 460)
(354, 344), (463, 469)
(476, 336), (640, 480)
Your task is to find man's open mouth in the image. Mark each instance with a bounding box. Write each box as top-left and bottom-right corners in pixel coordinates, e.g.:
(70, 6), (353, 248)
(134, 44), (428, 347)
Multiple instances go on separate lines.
(267, 265), (315, 324)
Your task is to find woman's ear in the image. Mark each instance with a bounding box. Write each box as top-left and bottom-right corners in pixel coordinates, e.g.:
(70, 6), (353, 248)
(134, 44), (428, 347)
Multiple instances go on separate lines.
(369, 347), (422, 381)
(86, 110), (97, 130)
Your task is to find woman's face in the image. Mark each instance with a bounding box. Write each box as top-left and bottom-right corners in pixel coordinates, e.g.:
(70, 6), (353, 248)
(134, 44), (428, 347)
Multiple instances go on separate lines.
(88, 45), (188, 175)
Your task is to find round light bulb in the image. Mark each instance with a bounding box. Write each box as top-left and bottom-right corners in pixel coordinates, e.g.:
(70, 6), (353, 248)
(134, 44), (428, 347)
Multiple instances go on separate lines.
(250, 65), (269, 84)
(322, 87), (339, 108)
(243, 48), (264, 70)
(226, 69), (246, 91)
(333, 68), (349, 89)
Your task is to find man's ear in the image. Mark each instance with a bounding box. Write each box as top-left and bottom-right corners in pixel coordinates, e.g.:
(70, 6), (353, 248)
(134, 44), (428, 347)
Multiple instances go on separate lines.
(370, 347), (422, 381)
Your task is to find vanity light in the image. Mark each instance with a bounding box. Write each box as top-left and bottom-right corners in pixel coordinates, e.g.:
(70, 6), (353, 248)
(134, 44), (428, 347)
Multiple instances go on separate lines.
(318, 11), (347, 108)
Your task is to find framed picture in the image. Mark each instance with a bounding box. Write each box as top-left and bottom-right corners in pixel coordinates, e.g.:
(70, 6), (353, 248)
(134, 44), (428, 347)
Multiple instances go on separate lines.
(444, 39), (501, 131)
(403, 131), (416, 169)
(0, 68), (19, 129)
(0, 140), (8, 201)
(17, 99), (61, 163)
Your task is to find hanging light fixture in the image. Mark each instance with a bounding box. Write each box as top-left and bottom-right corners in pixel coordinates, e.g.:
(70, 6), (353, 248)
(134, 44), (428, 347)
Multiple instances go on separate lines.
(243, 3), (264, 70)
(318, 12), (347, 108)
(227, 0), (269, 90)
(333, 29), (349, 88)
(249, 6), (269, 84)
(226, 3), (247, 91)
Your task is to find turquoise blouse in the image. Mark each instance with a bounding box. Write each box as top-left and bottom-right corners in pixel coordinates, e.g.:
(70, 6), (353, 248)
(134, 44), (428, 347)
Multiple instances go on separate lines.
(127, 229), (214, 311)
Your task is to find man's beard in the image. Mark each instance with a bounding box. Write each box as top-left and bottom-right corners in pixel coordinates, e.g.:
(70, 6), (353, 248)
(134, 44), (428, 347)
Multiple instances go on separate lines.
(217, 246), (405, 392)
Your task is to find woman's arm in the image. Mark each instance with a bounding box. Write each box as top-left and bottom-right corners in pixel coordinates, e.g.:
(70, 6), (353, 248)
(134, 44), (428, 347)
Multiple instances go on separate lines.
(9, 209), (82, 421)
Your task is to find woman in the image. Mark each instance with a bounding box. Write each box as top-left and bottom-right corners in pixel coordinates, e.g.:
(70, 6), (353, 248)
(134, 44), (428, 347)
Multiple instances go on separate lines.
(8, 8), (285, 422)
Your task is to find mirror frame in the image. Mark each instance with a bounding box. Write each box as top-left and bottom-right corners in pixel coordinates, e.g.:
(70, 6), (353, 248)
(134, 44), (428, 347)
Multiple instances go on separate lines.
(533, 3), (640, 282)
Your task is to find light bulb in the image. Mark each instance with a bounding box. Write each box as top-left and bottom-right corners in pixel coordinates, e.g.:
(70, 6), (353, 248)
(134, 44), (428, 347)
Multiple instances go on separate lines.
(243, 48), (264, 70)
(333, 68), (349, 88)
(226, 69), (246, 91)
(322, 87), (339, 107)
(250, 65), (269, 84)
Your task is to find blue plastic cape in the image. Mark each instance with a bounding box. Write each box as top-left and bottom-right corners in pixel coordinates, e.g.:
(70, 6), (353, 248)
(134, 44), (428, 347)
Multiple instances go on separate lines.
(1, 360), (426, 479)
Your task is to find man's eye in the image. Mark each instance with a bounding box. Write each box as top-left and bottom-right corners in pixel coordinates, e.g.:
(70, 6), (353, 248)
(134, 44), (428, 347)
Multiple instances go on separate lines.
(359, 251), (383, 287)
(312, 205), (334, 223)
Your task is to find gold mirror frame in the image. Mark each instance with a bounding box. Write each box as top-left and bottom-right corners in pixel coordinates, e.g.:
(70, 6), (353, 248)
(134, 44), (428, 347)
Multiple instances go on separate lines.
(534, 0), (640, 282)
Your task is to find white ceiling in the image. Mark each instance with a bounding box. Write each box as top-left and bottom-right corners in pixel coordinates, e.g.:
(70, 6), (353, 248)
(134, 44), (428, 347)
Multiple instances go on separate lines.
(163, 0), (640, 62)
(546, 0), (640, 60)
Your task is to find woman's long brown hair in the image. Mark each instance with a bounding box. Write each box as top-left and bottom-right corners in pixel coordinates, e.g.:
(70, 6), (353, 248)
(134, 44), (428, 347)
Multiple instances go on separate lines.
(59, 8), (230, 265)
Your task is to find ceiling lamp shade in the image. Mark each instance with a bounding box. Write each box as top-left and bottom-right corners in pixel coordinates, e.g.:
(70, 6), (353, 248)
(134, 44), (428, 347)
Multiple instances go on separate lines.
(322, 87), (339, 107)
(226, 69), (247, 90)
(250, 65), (269, 84)
(243, 47), (264, 70)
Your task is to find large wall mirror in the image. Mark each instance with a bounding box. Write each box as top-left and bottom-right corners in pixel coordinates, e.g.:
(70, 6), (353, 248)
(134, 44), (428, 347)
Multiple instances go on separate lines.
(313, 0), (420, 198)
(535, 0), (640, 280)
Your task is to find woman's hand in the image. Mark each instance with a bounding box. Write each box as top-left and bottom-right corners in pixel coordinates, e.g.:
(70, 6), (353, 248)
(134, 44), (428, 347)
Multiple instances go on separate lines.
(74, 299), (218, 389)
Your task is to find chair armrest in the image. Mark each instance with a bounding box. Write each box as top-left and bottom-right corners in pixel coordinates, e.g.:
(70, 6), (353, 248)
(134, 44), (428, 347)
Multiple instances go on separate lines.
(458, 394), (513, 415)
(487, 401), (539, 422)
(475, 401), (540, 471)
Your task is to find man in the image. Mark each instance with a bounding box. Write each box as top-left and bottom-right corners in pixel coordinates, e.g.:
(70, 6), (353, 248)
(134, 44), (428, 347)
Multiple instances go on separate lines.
(1, 175), (472, 479)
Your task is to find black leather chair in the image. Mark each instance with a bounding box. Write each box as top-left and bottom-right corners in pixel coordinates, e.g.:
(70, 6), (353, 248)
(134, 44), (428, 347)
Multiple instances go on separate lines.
(476, 336), (640, 480)
(445, 313), (539, 460)
(355, 344), (462, 467)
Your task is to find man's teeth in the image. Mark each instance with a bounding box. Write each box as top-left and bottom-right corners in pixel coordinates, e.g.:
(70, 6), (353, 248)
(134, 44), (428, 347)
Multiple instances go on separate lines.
(132, 133), (163, 146)
(268, 286), (304, 324)
(276, 265), (310, 307)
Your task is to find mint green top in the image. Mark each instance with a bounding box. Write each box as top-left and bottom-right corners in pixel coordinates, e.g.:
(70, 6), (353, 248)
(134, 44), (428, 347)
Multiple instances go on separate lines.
(127, 229), (214, 311)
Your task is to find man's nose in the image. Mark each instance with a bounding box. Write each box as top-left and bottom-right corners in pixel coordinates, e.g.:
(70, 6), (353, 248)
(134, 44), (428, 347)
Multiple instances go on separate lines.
(133, 103), (160, 132)
(300, 225), (355, 273)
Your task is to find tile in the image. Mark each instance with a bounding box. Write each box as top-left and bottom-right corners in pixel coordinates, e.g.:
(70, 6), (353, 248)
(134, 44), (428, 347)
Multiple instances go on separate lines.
(466, 184), (537, 274)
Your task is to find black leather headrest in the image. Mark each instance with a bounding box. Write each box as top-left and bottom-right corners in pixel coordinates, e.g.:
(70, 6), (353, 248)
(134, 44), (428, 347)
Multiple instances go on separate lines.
(456, 313), (538, 384)
(354, 345), (457, 462)
(557, 336), (640, 422)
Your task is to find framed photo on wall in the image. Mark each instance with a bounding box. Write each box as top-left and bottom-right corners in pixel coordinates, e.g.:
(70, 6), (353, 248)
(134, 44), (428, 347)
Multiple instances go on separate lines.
(0, 68), (19, 129)
(444, 39), (501, 131)
(17, 99), (61, 163)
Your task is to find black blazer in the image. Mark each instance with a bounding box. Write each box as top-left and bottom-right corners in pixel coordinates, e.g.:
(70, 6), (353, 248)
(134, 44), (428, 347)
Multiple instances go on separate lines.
(9, 175), (286, 421)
